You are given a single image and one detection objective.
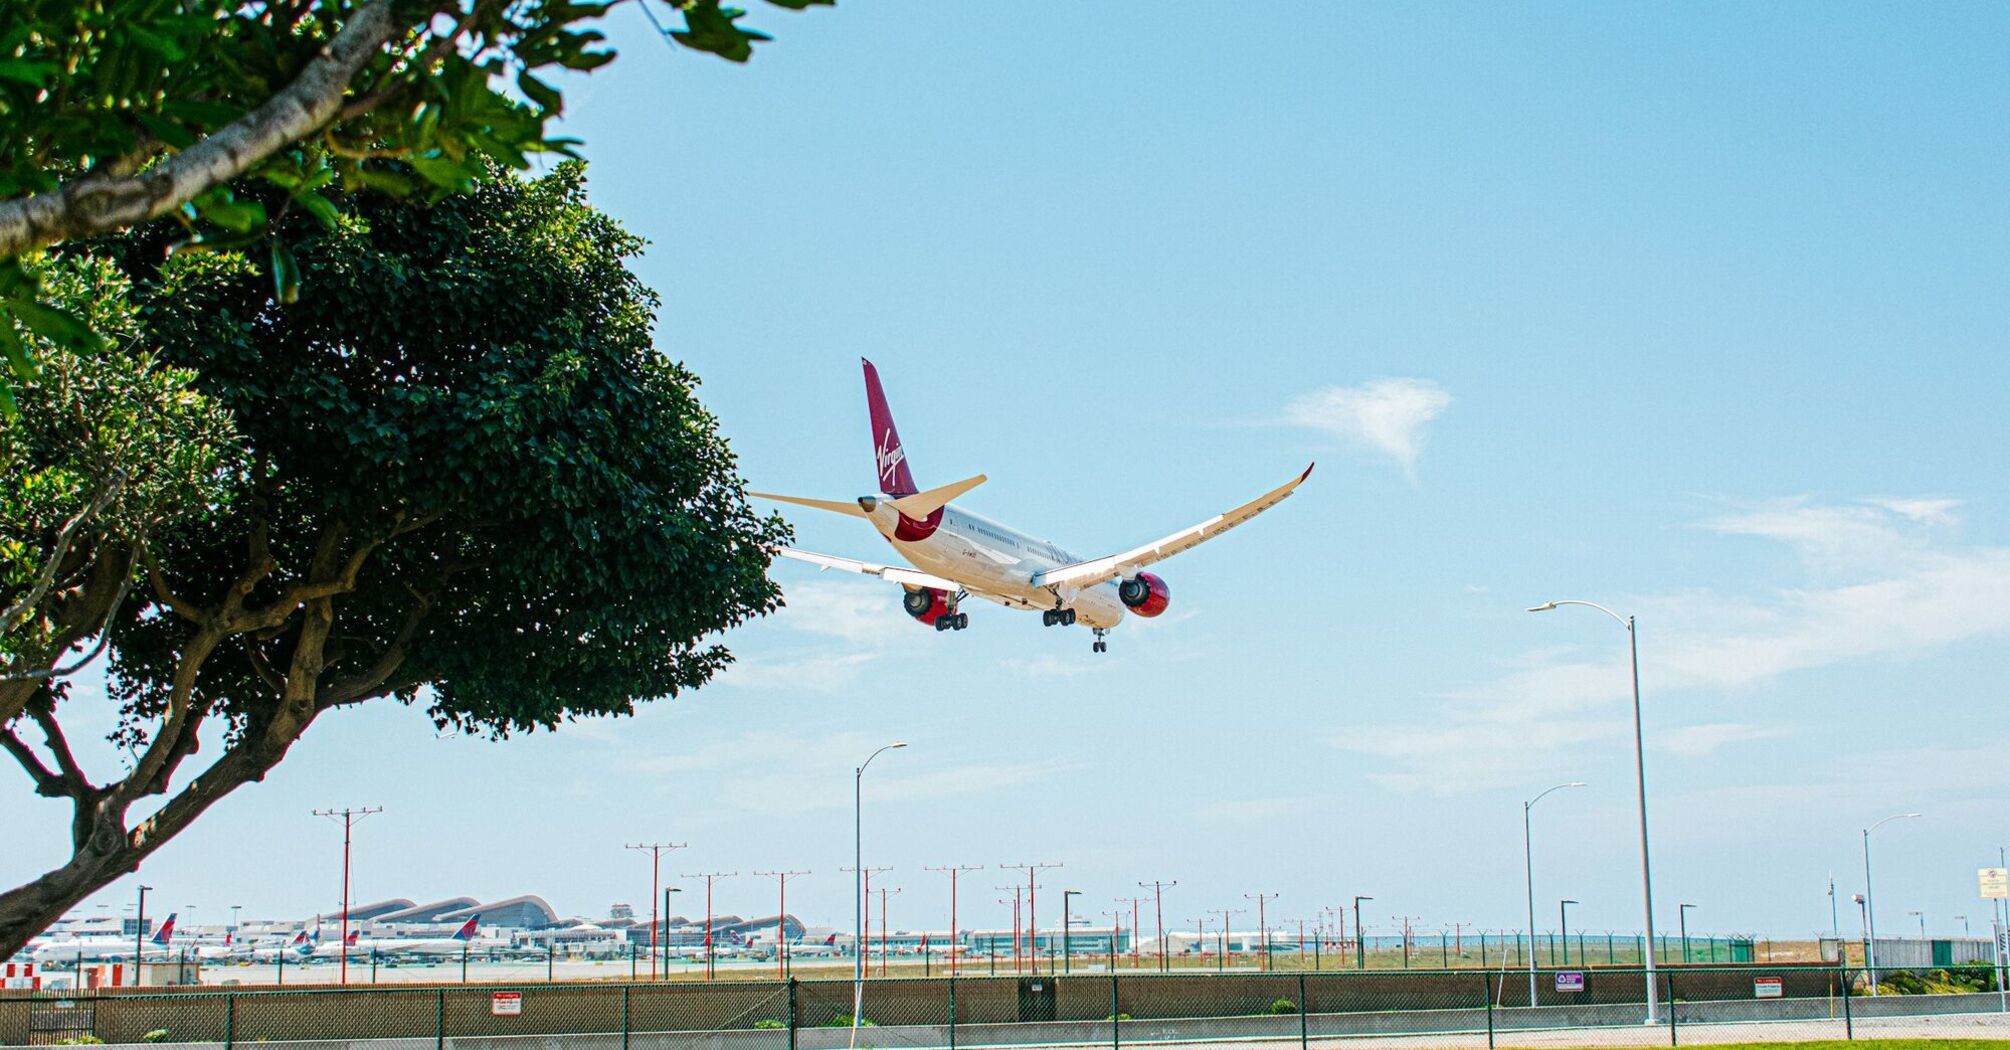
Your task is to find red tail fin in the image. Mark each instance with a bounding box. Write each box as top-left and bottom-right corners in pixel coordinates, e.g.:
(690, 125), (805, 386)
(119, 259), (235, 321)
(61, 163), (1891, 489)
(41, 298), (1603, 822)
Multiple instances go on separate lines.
(862, 359), (918, 496)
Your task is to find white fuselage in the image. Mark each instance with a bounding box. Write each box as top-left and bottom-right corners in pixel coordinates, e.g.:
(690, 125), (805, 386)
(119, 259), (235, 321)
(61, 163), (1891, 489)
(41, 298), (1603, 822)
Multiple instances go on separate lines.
(866, 502), (1128, 629)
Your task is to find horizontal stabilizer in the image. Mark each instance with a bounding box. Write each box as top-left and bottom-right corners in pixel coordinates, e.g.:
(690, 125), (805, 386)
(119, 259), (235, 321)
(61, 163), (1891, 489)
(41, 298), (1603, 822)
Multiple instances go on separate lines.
(746, 490), (869, 517)
(886, 473), (987, 518)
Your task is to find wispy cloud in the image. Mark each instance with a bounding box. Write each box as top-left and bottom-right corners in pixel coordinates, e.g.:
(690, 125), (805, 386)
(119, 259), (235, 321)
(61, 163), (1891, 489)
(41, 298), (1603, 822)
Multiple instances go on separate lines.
(1338, 496), (2010, 793)
(720, 579), (911, 693)
(1285, 378), (1451, 481)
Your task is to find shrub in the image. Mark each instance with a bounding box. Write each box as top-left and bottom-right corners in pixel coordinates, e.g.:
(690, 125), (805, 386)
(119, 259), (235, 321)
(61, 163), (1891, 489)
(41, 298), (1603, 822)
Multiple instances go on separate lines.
(1105, 1013), (1132, 1021)
(824, 1015), (876, 1028)
(754, 1020), (786, 1030)
(1269, 998), (1299, 1015)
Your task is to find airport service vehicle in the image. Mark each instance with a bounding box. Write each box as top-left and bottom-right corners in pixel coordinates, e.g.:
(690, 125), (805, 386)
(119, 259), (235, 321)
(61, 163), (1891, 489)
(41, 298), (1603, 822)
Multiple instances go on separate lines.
(752, 360), (1311, 653)
(29, 914), (176, 965)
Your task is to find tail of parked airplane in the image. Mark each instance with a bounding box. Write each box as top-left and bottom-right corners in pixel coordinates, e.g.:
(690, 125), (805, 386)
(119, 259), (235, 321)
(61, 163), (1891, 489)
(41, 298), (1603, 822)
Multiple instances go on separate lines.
(150, 914), (176, 946)
(452, 916), (480, 941)
(344, 930), (360, 947)
(863, 358), (918, 496)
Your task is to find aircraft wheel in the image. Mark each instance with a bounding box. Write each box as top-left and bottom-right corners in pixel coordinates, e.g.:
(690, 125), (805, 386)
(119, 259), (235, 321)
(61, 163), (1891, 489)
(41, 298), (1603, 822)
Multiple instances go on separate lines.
(1063, 609), (1077, 626)
(957, 613), (970, 630)
(1041, 610), (1055, 627)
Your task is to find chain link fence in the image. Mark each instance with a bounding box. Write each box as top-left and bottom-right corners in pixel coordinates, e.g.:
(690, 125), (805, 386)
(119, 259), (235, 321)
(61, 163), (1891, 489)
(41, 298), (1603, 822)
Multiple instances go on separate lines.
(4, 966), (2008, 1049)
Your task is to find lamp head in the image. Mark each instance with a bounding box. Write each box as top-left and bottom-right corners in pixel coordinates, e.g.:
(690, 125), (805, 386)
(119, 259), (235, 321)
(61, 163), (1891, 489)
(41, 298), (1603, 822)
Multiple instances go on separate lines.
(1527, 602), (1558, 612)
(891, 742), (909, 749)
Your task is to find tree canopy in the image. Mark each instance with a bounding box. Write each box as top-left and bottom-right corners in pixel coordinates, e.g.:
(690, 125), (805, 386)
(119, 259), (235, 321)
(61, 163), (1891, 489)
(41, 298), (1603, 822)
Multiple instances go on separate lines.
(0, 0), (828, 410)
(0, 162), (787, 958)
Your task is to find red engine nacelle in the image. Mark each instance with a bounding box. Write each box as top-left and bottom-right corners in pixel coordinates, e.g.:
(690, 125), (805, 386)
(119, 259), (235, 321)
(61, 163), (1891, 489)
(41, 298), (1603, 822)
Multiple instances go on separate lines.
(1117, 572), (1171, 617)
(902, 587), (954, 625)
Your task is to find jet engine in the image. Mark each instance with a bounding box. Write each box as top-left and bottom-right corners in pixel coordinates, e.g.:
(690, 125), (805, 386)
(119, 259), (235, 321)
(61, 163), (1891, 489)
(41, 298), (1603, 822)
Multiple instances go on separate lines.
(1117, 572), (1171, 617)
(902, 587), (953, 625)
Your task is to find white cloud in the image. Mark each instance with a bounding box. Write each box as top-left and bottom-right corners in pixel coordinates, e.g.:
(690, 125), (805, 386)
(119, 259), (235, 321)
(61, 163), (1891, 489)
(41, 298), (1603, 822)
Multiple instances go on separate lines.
(1339, 496), (2010, 793)
(1701, 496), (1962, 574)
(1863, 497), (1962, 524)
(1285, 378), (1451, 480)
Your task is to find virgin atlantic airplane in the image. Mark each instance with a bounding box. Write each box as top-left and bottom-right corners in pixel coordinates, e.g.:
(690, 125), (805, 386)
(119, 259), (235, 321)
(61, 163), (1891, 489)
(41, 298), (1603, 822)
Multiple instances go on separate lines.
(751, 360), (1312, 653)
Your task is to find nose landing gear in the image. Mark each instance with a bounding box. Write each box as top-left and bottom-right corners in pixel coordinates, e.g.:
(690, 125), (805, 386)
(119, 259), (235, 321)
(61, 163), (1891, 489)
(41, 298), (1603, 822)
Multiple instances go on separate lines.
(1091, 627), (1109, 654)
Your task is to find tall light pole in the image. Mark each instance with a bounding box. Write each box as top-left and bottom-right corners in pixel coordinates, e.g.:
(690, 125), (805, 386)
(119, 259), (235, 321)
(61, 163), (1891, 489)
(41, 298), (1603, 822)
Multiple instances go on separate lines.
(1245, 893), (1278, 971)
(852, 741), (906, 1048)
(1062, 890), (1081, 973)
(756, 870), (809, 978)
(1352, 896), (1373, 970)
(1002, 863), (1061, 974)
(663, 886), (682, 977)
(135, 884), (153, 965)
(1559, 901), (1578, 966)
(1862, 811), (1921, 996)
(1678, 904), (1696, 963)
(1909, 911), (1925, 942)
(1523, 782), (1583, 1005)
(231, 904), (243, 938)
(1528, 600), (1658, 1023)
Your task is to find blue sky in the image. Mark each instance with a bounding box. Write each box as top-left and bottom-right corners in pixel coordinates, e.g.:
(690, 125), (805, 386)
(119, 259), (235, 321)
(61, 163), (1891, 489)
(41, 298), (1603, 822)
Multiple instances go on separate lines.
(8, 3), (2010, 946)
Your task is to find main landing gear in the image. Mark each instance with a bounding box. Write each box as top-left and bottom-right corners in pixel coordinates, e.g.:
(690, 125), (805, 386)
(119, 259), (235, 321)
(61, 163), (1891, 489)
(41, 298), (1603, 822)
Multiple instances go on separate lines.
(1091, 628), (1109, 654)
(1041, 608), (1077, 627)
(933, 611), (969, 631)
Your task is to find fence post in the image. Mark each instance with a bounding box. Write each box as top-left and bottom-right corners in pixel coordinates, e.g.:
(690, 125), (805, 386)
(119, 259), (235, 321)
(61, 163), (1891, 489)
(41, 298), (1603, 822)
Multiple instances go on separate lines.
(621, 983), (632, 1050)
(1666, 971), (1678, 1047)
(223, 991), (235, 1050)
(788, 977), (799, 1050)
(1298, 973), (1308, 1050)
(435, 987), (446, 1050)
(1841, 965), (1854, 1041)
(1481, 971), (1494, 1050)
(1110, 974), (1120, 1050)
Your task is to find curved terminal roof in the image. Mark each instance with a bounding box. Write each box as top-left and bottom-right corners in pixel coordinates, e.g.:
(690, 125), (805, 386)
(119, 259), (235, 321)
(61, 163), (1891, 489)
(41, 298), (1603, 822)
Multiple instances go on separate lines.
(373, 897), (480, 923)
(436, 895), (558, 928)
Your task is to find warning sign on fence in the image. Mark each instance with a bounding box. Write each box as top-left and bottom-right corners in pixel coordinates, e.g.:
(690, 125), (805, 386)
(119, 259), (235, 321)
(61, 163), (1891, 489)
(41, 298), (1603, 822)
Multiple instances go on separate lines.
(1555, 972), (1585, 992)
(1754, 977), (1783, 999)
(492, 992), (523, 1016)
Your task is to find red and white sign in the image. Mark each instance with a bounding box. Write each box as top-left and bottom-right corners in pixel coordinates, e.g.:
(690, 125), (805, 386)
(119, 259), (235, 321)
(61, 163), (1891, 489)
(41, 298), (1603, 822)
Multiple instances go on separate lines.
(491, 992), (523, 1016)
(1754, 977), (1783, 999)
(3, 963), (38, 990)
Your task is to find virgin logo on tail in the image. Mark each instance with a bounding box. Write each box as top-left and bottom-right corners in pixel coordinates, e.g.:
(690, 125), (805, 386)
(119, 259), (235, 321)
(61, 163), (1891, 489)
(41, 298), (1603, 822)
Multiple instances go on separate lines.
(875, 429), (906, 490)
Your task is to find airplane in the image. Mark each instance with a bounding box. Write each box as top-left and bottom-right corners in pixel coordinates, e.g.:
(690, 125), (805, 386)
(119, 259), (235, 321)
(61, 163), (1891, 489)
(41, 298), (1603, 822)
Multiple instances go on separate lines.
(750, 360), (1312, 652)
(315, 916), (492, 958)
(29, 913), (176, 966)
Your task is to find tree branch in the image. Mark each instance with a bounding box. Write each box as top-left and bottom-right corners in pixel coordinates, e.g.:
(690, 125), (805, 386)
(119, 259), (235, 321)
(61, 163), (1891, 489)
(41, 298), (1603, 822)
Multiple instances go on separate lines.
(0, 474), (123, 640)
(0, 0), (405, 256)
(0, 727), (64, 797)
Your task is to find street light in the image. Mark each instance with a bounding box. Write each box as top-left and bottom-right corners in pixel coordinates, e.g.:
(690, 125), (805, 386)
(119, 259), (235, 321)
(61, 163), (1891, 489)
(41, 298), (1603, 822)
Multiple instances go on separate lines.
(1062, 891), (1081, 973)
(1862, 811), (1921, 996)
(662, 887), (682, 978)
(1679, 904), (1696, 963)
(1527, 599), (1659, 1024)
(852, 742), (907, 1048)
(1908, 911), (1925, 942)
(135, 885), (153, 964)
(1523, 781), (1584, 1006)
(1353, 896), (1373, 970)
(1559, 901), (1578, 966)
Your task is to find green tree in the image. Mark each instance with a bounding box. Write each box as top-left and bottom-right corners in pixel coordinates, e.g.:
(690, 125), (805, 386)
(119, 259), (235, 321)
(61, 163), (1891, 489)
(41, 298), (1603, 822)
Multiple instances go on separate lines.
(0, 162), (786, 958)
(0, 0), (827, 409)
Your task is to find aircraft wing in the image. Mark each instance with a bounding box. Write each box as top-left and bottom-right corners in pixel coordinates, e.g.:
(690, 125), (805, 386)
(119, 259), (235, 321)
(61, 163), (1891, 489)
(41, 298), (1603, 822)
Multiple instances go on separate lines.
(1030, 464), (1314, 591)
(774, 547), (969, 592)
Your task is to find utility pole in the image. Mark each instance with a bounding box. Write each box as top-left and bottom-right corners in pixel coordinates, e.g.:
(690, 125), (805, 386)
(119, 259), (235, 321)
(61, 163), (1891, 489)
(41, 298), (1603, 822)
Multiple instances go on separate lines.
(1216, 909), (1244, 971)
(683, 871), (737, 980)
(1245, 893), (1278, 971)
(876, 886), (902, 977)
(925, 865), (983, 975)
(755, 870), (809, 978)
(843, 866), (892, 973)
(1139, 880), (1177, 972)
(627, 842), (687, 981)
(1116, 897), (1146, 968)
(996, 888), (1023, 972)
(313, 806), (382, 986)
(1003, 863), (1061, 974)
(1105, 910), (1124, 968)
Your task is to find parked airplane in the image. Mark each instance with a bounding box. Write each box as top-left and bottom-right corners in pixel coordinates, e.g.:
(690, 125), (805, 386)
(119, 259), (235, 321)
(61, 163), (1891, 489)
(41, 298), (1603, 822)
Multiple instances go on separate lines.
(29, 914), (176, 965)
(315, 916), (492, 958)
(751, 360), (1312, 652)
